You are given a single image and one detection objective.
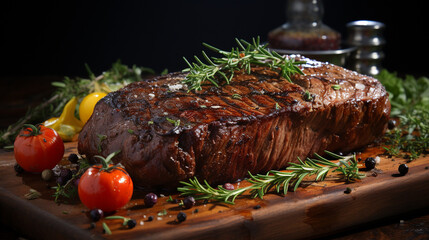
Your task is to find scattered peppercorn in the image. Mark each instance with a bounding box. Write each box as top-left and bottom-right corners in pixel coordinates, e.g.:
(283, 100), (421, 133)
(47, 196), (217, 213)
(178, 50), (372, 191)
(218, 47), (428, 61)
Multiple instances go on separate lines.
(88, 208), (104, 222)
(127, 219), (137, 229)
(68, 153), (79, 164)
(41, 169), (54, 181)
(177, 212), (187, 222)
(388, 119), (397, 130)
(398, 164), (409, 176)
(182, 196), (195, 209)
(365, 157), (376, 170)
(56, 176), (66, 186)
(88, 222), (96, 229)
(253, 205), (261, 210)
(144, 193), (158, 207)
(344, 187), (352, 194)
(223, 183), (235, 190)
(14, 163), (24, 174)
(147, 216), (154, 222)
(193, 209), (199, 214)
(59, 169), (73, 181)
(73, 178), (80, 187)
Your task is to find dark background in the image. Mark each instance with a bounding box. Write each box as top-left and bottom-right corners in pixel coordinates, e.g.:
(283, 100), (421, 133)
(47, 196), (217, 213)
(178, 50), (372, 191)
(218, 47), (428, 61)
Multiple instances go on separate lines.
(1, 0), (428, 77)
(0, 0), (428, 128)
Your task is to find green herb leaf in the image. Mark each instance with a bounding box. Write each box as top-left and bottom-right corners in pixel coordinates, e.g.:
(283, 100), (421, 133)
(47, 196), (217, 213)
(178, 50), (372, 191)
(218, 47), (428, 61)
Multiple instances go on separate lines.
(24, 189), (42, 200)
(166, 117), (181, 127)
(231, 94), (242, 100)
(331, 85), (341, 90)
(157, 209), (168, 216)
(102, 222), (112, 235)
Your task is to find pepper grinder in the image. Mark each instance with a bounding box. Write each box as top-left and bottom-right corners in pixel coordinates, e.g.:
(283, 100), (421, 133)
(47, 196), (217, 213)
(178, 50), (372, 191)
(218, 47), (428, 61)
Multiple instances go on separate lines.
(346, 20), (385, 76)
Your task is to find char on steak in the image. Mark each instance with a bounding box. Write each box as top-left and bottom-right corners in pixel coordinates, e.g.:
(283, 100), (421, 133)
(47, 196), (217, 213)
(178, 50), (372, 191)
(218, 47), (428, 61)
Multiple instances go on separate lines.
(78, 57), (390, 188)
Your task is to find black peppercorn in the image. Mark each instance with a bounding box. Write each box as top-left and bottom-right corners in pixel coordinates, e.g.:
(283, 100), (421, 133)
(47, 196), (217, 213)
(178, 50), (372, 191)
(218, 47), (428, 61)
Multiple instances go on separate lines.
(144, 193), (158, 207)
(182, 196), (195, 209)
(253, 205), (261, 210)
(73, 178), (80, 187)
(127, 219), (137, 229)
(88, 222), (96, 229)
(177, 212), (187, 222)
(147, 216), (154, 221)
(388, 119), (396, 130)
(60, 169), (73, 181)
(56, 176), (66, 186)
(398, 164), (409, 176)
(344, 187), (352, 194)
(68, 153), (79, 164)
(88, 208), (104, 222)
(365, 157), (376, 170)
(14, 163), (24, 174)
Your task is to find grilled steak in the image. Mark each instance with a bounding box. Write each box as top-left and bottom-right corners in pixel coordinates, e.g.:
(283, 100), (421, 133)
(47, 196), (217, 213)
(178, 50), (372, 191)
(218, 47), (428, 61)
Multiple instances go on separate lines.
(78, 57), (390, 188)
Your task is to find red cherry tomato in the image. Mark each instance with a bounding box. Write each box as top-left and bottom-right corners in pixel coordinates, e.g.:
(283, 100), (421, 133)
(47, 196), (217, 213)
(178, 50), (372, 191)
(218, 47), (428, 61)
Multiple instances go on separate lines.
(78, 164), (133, 212)
(14, 124), (64, 173)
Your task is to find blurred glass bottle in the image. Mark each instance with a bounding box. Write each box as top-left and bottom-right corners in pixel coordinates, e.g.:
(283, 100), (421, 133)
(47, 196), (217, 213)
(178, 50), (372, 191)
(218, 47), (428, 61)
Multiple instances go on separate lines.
(268, 0), (341, 51)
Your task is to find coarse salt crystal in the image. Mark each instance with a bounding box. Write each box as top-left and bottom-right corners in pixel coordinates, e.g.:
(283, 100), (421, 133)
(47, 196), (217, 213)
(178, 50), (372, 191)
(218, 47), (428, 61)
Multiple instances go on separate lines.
(375, 156), (381, 164)
(355, 83), (365, 90)
(168, 83), (184, 92)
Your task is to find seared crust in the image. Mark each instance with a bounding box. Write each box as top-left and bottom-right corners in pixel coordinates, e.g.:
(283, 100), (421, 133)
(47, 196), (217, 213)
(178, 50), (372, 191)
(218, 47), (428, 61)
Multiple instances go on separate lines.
(78, 57), (390, 188)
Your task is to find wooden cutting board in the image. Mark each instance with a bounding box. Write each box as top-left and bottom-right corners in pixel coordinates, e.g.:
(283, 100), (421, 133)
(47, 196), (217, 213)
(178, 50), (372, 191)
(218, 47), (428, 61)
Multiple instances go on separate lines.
(1, 142), (428, 240)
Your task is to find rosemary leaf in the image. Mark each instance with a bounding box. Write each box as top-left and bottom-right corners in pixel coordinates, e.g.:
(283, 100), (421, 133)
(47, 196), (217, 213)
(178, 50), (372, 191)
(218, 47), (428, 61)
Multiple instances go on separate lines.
(102, 222), (112, 235)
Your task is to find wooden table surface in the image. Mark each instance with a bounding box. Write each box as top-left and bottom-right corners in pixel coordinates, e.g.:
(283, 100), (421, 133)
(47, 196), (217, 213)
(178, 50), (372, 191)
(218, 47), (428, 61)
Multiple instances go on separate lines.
(1, 76), (429, 239)
(1, 142), (429, 240)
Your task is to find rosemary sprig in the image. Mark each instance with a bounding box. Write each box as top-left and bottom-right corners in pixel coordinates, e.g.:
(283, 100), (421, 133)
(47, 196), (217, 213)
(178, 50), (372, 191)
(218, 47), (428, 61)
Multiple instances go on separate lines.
(182, 37), (305, 91)
(178, 151), (364, 204)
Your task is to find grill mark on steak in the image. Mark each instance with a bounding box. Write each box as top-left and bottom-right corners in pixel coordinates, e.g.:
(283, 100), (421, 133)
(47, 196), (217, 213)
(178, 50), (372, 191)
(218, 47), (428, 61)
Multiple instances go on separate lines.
(78, 58), (390, 188)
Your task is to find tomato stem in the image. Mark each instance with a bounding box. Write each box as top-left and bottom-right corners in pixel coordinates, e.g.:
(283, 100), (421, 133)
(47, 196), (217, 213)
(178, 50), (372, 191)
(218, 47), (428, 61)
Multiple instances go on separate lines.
(22, 124), (41, 136)
(94, 150), (121, 171)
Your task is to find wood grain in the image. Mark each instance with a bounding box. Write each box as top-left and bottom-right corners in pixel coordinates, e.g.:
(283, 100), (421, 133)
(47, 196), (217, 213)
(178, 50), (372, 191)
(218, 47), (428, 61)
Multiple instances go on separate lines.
(0, 142), (428, 240)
